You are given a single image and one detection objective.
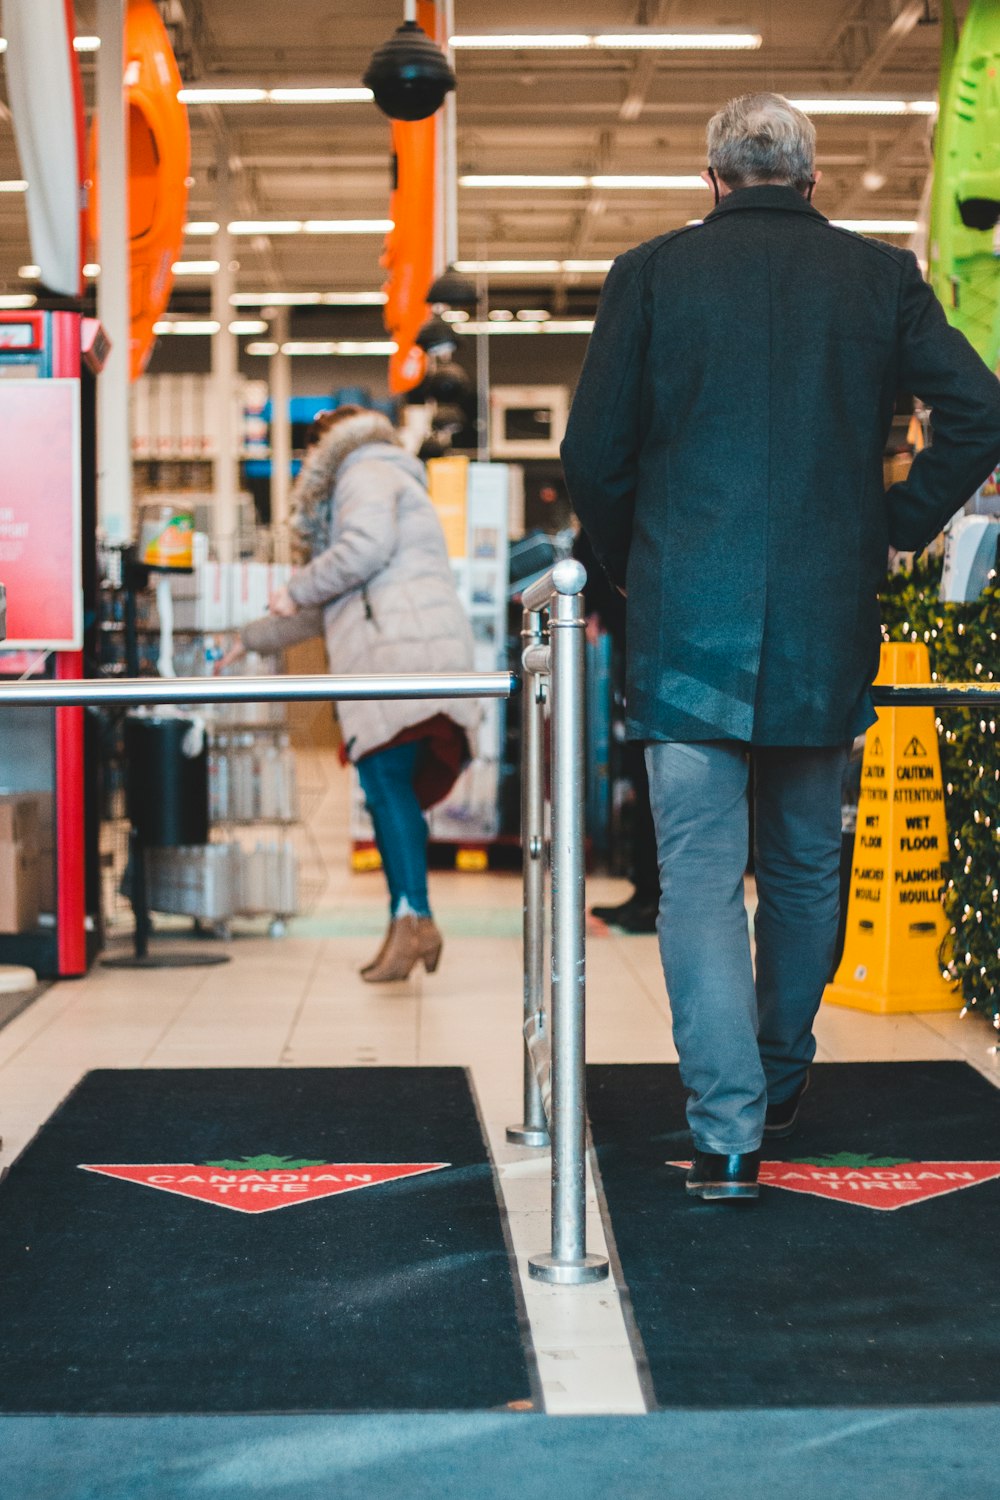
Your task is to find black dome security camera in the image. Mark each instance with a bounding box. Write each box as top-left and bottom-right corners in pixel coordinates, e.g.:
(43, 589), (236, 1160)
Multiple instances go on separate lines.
(363, 20), (455, 122)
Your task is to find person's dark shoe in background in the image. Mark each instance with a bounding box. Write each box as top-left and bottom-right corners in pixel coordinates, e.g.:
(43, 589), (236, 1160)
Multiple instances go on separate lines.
(764, 1072), (811, 1140)
(590, 893), (658, 933)
(685, 1150), (760, 1200)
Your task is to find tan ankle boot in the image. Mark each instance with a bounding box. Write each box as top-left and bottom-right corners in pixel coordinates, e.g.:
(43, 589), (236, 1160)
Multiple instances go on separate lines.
(360, 920), (397, 977)
(361, 915), (443, 983)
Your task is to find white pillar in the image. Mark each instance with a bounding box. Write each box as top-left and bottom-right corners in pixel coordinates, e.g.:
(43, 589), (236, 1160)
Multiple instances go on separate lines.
(268, 308), (292, 557)
(443, 0), (458, 268)
(95, 0), (132, 545)
(211, 148), (238, 561)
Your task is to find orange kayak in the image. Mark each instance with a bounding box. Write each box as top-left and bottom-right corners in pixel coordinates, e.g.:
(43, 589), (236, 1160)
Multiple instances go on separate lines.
(88, 0), (190, 379)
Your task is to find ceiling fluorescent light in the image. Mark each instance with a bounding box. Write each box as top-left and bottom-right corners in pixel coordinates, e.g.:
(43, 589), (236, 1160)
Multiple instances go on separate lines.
(73, 36), (101, 51)
(83, 263), (100, 277)
(591, 175), (704, 189)
(596, 32), (761, 49)
(178, 86), (373, 104)
(460, 175), (703, 191)
(0, 40), (6, 52)
(449, 31), (760, 50)
(460, 175), (589, 189)
(790, 98), (936, 116)
(455, 260), (562, 274)
(281, 340), (398, 356)
(450, 34), (591, 49)
(458, 319), (594, 335)
(229, 291), (388, 307)
(516, 309), (551, 322)
(455, 259), (610, 275)
(153, 320), (221, 335)
(227, 221), (302, 235)
(231, 292), (323, 307)
(246, 342), (280, 356)
(269, 87), (373, 102)
(178, 88), (268, 104)
(229, 320), (269, 335)
(830, 219), (918, 233)
(171, 260), (220, 275)
(0, 180), (28, 192)
(0, 294), (37, 309)
(185, 221), (220, 235)
(18, 265), (40, 280)
(302, 220), (394, 234)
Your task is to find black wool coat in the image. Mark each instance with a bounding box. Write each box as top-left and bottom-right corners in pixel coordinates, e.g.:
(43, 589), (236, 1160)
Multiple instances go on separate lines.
(561, 185), (1000, 746)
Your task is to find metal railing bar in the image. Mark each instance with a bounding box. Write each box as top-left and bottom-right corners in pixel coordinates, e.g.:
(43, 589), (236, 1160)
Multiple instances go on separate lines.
(0, 671), (518, 710)
(872, 684), (1000, 708)
(522, 644), (552, 677)
(520, 558), (588, 614)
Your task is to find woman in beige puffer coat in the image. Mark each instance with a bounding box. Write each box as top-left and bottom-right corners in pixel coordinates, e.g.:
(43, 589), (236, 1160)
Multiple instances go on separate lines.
(225, 407), (478, 982)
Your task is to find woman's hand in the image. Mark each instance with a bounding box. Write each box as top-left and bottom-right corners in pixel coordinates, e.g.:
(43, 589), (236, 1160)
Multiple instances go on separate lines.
(269, 585), (300, 618)
(214, 640), (246, 675)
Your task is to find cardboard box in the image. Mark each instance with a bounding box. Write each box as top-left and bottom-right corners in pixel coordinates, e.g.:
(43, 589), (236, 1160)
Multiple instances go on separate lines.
(0, 840), (40, 932)
(0, 793), (40, 846)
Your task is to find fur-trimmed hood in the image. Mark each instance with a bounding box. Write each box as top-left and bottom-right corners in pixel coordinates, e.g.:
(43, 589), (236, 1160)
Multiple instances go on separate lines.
(291, 410), (402, 549)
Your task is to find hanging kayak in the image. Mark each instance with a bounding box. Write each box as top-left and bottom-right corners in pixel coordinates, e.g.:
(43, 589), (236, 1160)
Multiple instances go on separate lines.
(2, 0), (86, 298)
(929, 0), (1000, 370)
(88, 0), (190, 379)
(382, 114), (436, 394)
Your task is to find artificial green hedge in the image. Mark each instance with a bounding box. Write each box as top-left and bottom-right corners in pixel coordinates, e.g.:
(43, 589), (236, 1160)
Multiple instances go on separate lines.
(879, 556), (1000, 1025)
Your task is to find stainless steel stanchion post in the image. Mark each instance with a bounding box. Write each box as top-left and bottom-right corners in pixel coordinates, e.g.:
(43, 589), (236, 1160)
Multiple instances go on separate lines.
(508, 606), (550, 1148)
(530, 562), (608, 1285)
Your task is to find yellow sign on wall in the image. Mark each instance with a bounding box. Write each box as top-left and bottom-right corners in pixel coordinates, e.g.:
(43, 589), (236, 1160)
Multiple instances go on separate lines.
(825, 642), (959, 1014)
(426, 455), (469, 559)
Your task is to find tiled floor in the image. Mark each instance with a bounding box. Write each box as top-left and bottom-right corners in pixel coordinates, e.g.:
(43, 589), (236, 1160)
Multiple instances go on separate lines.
(1, 750), (998, 1415)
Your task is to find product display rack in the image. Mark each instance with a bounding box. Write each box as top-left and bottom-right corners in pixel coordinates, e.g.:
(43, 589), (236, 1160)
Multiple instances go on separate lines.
(95, 551), (328, 937)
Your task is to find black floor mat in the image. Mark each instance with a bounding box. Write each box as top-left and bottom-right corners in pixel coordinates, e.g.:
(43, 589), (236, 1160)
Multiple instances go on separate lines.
(588, 1061), (1000, 1408)
(0, 1067), (534, 1413)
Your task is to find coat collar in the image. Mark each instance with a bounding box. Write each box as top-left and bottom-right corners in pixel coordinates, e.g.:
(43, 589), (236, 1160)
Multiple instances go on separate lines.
(706, 184), (827, 223)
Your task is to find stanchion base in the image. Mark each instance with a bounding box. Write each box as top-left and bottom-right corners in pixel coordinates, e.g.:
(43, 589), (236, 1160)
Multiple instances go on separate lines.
(528, 1252), (609, 1286)
(506, 1124), (550, 1148)
(102, 953), (231, 969)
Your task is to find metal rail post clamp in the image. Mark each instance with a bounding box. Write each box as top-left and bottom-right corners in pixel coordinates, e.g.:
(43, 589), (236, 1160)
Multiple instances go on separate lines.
(508, 559), (608, 1286)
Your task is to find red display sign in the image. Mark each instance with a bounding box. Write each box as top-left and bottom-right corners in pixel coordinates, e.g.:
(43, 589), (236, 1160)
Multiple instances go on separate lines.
(0, 379), (82, 648)
(78, 1160), (451, 1215)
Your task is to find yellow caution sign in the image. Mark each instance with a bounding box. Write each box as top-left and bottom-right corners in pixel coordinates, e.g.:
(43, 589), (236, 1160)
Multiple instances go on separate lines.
(825, 642), (959, 1014)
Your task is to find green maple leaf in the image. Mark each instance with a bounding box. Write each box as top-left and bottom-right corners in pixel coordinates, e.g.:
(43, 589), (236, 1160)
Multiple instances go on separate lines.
(789, 1152), (912, 1168)
(202, 1154), (326, 1170)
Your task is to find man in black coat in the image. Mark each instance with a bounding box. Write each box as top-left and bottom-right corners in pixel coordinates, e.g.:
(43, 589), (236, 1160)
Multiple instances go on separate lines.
(562, 92), (1000, 1201)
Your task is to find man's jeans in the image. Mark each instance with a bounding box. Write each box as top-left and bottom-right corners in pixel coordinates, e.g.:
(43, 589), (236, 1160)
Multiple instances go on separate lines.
(645, 740), (849, 1155)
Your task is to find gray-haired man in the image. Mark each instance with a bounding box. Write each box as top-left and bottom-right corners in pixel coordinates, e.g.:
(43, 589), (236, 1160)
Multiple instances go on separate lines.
(562, 93), (1000, 1200)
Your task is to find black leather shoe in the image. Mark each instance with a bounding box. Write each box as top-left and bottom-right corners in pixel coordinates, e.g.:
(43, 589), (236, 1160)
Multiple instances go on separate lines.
(685, 1151), (760, 1200)
(764, 1072), (810, 1140)
(590, 895), (658, 933)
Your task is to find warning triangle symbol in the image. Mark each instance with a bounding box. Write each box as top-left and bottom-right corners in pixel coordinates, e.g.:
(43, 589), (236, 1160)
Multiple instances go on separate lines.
(870, 736), (884, 757)
(903, 736), (928, 758)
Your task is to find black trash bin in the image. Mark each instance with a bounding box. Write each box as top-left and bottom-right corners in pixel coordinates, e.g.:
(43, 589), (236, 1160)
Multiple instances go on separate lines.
(124, 713), (209, 848)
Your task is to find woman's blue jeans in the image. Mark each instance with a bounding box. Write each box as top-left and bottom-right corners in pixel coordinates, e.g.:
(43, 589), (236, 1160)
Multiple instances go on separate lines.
(356, 740), (431, 919)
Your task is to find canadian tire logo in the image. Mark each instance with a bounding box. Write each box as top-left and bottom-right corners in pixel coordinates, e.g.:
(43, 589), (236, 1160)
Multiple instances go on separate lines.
(79, 1154), (450, 1214)
(669, 1154), (1000, 1211)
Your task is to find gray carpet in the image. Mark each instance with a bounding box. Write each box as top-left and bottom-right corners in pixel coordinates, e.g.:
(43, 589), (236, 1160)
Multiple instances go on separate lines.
(2, 1410), (997, 1499)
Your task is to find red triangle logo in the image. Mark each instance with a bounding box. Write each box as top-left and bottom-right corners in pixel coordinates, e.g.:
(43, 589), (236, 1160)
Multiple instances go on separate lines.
(668, 1159), (1000, 1211)
(79, 1161), (450, 1214)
